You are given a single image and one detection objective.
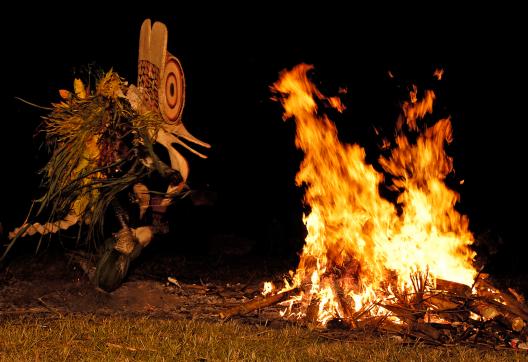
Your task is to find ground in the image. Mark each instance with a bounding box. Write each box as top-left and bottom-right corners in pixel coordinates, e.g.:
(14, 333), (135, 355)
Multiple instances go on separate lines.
(1, 237), (527, 325)
(1, 239), (527, 360)
(0, 240), (295, 325)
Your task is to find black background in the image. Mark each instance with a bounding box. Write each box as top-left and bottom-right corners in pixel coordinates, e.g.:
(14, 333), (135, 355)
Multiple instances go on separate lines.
(0, 10), (525, 274)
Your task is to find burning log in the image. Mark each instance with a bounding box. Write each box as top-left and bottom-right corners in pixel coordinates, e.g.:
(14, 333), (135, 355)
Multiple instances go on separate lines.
(220, 272), (528, 348)
(497, 314), (525, 332)
(479, 280), (528, 318)
(425, 295), (460, 310)
(332, 278), (358, 327)
(424, 294), (469, 322)
(435, 278), (472, 297)
(470, 299), (501, 320)
(380, 304), (422, 322)
(219, 288), (298, 319)
(305, 296), (320, 326)
(470, 299), (526, 332)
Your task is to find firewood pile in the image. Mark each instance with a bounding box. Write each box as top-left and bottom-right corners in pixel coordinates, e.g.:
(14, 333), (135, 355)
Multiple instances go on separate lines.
(220, 273), (528, 350)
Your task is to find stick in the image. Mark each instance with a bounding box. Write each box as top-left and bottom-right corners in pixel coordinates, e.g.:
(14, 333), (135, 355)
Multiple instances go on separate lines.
(220, 288), (298, 319)
(37, 297), (63, 318)
(0, 307), (50, 316)
(508, 288), (526, 304)
(106, 342), (157, 353)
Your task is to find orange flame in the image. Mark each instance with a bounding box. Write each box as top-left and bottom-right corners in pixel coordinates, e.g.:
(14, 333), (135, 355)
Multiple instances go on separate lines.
(434, 68), (444, 80)
(271, 64), (476, 325)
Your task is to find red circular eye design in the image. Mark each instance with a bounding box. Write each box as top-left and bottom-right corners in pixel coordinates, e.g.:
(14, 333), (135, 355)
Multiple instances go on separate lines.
(159, 55), (185, 123)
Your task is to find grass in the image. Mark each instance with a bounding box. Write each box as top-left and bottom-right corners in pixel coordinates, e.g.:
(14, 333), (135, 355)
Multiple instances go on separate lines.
(0, 315), (525, 361)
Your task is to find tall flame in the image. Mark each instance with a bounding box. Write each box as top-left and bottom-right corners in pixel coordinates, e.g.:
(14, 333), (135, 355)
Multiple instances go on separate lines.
(271, 64), (476, 324)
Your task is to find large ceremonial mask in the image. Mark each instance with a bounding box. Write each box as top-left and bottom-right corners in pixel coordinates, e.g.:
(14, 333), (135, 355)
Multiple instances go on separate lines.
(5, 19), (210, 291)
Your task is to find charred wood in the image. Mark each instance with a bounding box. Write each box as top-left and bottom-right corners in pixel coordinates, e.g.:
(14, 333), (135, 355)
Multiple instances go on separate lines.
(219, 288), (299, 319)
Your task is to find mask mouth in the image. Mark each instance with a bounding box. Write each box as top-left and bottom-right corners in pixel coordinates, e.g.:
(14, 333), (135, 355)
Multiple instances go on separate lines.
(156, 123), (211, 182)
(161, 121), (211, 158)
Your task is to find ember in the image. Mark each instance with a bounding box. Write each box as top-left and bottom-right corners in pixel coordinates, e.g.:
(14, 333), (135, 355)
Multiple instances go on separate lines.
(221, 64), (528, 349)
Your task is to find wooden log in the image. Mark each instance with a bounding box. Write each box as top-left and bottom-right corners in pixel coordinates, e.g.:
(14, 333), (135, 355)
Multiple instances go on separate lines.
(470, 300), (501, 320)
(411, 321), (441, 341)
(496, 313), (526, 332)
(219, 288), (298, 319)
(305, 296), (320, 325)
(470, 299), (526, 332)
(381, 304), (422, 322)
(475, 278), (528, 321)
(425, 295), (460, 310)
(424, 295), (468, 322)
(332, 279), (357, 327)
(376, 318), (405, 334)
(435, 279), (472, 297)
(425, 310), (469, 323)
(381, 319), (442, 345)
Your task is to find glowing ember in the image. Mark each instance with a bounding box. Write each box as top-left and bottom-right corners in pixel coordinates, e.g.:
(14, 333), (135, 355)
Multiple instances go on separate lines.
(433, 68), (444, 80)
(262, 282), (275, 296)
(270, 64), (476, 325)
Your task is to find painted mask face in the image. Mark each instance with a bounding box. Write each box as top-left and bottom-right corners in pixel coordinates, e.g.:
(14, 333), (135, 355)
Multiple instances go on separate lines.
(132, 19), (210, 181)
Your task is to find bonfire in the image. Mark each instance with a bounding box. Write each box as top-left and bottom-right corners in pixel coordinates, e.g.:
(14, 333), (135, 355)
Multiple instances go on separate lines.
(221, 64), (528, 350)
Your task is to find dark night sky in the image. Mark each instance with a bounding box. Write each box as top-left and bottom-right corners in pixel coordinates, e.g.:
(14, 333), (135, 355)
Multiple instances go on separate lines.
(1, 10), (526, 272)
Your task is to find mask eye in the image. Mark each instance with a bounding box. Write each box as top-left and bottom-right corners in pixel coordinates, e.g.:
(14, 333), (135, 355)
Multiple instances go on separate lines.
(159, 55), (185, 123)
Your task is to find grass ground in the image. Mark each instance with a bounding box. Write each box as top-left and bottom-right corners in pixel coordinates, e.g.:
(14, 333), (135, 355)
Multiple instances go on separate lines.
(0, 315), (525, 361)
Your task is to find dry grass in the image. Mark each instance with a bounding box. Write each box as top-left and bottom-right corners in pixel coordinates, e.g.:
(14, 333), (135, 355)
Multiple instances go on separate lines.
(0, 315), (525, 361)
